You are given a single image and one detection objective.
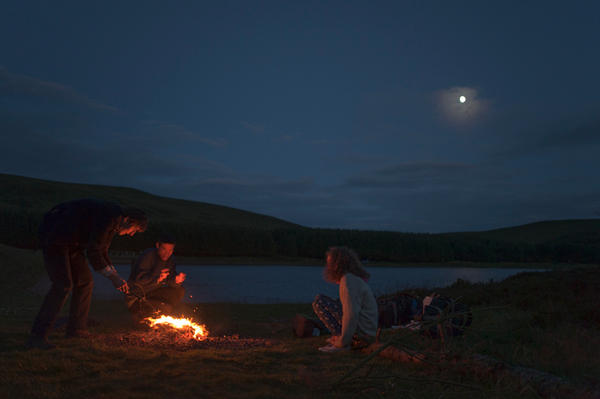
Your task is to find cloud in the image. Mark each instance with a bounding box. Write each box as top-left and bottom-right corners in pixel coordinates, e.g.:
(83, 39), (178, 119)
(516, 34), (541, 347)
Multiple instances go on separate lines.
(140, 121), (228, 148)
(3, 67), (599, 233)
(146, 175), (346, 227)
(492, 114), (600, 160)
(1, 122), (227, 184)
(188, 176), (314, 193)
(336, 153), (390, 166)
(344, 162), (502, 190)
(537, 119), (600, 149)
(4, 107), (599, 233)
(433, 86), (490, 127)
(274, 134), (294, 142)
(0, 67), (118, 112)
(0, 108), (233, 194)
(333, 150), (600, 232)
(0, 107), (337, 227)
(310, 139), (332, 145)
(241, 121), (265, 133)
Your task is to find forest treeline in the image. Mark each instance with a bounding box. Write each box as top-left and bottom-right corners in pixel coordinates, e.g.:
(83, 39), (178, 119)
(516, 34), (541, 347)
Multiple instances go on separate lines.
(2, 207), (599, 263)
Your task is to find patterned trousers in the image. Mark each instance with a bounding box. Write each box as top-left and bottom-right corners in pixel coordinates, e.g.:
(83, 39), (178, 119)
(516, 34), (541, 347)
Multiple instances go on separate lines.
(312, 294), (342, 335)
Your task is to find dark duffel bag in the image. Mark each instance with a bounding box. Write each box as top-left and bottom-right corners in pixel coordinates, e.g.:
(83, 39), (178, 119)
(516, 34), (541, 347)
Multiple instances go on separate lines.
(377, 293), (420, 329)
(420, 294), (472, 338)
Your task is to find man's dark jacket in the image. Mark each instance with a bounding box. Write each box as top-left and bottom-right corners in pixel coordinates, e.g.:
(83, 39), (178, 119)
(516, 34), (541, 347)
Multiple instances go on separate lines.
(128, 248), (177, 296)
(38, 198), (125, 271)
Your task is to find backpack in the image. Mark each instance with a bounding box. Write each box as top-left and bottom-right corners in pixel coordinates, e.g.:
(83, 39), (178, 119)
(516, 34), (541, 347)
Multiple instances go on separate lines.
(377, 293), (420, 329)
(418, 294), (472, 338)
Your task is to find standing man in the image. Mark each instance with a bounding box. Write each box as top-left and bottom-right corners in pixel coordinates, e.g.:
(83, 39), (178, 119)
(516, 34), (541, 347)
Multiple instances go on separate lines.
(28, 198), (148, 349)
(127, 233), (186, 321)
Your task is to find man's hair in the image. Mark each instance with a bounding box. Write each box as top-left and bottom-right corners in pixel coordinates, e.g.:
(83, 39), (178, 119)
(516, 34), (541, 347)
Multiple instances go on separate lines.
(323, 246), (370, 283)
(157, 232), (176, 245)
(121, 207), (148, 232)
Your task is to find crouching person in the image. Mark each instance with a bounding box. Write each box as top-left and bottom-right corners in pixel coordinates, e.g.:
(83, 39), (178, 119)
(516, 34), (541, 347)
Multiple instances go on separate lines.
(126, 234), (186, 323)
(312, 246), (378, 352)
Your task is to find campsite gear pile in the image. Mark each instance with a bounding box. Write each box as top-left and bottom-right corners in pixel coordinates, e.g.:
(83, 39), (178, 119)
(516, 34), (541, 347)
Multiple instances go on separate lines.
(376, 292), (472, 338)
(293, 292), (472, 340)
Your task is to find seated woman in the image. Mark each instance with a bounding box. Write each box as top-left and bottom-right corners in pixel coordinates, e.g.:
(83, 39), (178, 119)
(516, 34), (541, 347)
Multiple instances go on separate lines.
(312, 246), (378, 351)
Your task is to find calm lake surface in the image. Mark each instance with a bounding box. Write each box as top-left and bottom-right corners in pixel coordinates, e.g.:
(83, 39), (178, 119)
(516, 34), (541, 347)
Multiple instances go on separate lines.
(78, 265), (545, 303)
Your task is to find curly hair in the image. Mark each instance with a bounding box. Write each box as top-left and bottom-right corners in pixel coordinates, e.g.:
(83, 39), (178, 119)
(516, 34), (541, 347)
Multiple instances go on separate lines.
(323, 246), (370, 283)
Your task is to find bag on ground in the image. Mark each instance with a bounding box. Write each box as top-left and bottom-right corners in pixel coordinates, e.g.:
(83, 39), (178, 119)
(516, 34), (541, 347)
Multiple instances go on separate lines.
(419, 294), (472, 338)
(377, 293), (420, 329)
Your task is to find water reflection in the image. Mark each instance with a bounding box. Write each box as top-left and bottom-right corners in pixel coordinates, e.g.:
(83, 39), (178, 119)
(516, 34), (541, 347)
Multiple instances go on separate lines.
(82, 265), (545, 303)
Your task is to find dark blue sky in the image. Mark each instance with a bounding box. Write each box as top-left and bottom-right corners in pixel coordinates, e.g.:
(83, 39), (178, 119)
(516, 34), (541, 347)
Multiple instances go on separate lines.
(2, 1), (599, 232)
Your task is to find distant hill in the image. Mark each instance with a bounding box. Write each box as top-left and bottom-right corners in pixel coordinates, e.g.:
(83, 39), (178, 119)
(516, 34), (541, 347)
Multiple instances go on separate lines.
(0, 173), (303, 256)
(451, 219), (600, 245)
(0, 173), (299, 230)
(1, 173), (599, 263)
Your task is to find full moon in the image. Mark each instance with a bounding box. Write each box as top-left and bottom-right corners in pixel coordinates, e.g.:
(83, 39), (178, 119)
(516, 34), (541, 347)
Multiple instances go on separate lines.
(459, 95), (466, 103)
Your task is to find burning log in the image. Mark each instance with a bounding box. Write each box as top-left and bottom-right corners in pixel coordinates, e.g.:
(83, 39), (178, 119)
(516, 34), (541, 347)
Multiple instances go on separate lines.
(97, 313), (274, 350)
(145, 315), (208, 341)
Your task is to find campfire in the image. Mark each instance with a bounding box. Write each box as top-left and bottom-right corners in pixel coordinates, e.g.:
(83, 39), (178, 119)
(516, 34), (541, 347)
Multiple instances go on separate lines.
(144, 314), (209, 340)
(97, 311), (274, 350)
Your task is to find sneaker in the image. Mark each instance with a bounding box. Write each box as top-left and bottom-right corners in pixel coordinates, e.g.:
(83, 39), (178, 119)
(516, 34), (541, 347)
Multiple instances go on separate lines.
(26, 336), (56, 350)
(65, 330), (93, 339)
(318, 344), (350, 353)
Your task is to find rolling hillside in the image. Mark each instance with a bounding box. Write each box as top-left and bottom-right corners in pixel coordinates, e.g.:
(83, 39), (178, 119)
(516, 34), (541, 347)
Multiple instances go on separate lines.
(452, 219), (600, 245)
(0, 173), (300, 230)
(1, 173), (599, 263)
(0, 173), (304, 256)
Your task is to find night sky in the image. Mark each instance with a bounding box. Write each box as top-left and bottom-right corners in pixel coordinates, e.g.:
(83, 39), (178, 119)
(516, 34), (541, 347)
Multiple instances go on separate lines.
(2, 1), (599, 232)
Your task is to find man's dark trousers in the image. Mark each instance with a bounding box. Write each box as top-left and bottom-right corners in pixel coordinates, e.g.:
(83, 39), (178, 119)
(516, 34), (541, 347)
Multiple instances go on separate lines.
(31, 245), (94, 338)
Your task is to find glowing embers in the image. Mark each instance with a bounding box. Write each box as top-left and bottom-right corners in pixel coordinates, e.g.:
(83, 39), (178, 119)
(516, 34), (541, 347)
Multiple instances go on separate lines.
(145, 315), (209, 340)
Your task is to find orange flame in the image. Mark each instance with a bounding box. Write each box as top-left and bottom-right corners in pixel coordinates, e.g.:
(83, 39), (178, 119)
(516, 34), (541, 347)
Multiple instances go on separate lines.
(145, 315), (209, 340)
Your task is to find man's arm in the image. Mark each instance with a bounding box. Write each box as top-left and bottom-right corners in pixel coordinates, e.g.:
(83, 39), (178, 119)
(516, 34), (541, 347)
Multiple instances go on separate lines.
(86, 215), (119, 271)
(87, 214), (129, 293)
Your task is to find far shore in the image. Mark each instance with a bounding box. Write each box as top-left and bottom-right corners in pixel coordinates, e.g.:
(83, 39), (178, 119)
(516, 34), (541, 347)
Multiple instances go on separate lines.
(109, 253), (593, 269)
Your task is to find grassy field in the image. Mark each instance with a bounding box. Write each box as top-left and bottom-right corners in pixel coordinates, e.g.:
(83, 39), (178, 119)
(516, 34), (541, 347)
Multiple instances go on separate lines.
(1, 244), (599, 398)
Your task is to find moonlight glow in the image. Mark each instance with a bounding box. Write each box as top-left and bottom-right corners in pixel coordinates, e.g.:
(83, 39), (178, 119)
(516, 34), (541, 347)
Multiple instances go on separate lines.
(459, 95), (466, 103)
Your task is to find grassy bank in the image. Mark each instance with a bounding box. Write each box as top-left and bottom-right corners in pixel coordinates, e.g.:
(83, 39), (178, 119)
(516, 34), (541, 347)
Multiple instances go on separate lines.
(1, 244), (598, 398)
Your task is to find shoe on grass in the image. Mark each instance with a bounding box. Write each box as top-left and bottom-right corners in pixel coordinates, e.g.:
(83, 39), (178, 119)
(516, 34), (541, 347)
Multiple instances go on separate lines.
(318, 344), (350, 353)
(26, 335), (56, 350)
